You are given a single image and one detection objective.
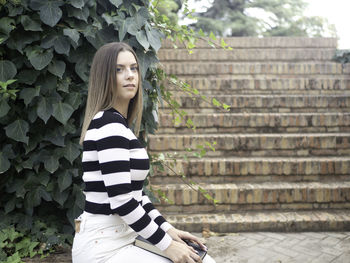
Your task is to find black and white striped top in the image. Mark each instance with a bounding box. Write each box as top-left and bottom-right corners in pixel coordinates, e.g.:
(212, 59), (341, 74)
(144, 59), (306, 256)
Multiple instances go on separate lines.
(82, 108), (172, 251)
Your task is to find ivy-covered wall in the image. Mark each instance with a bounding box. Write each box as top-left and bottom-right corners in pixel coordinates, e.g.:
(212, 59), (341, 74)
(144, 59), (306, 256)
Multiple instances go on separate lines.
(0, 0), (164, 259)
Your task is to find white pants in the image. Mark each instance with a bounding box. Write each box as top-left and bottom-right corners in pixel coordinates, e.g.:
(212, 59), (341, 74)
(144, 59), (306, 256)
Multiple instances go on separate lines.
(72, 212), (216, 263)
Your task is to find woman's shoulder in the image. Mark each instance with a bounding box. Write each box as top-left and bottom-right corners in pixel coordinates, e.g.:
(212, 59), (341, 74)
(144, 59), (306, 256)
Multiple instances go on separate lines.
(90, 109), (128, 129)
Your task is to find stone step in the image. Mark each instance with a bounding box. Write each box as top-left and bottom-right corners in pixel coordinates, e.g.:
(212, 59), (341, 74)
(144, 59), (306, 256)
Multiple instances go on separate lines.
(161, 210), (350, 232)
(153, 182), (350, 212)
(149, 133), (350, 157)
(162, 62), (344, 76)
(159, 94), (350, 113)
(157, 112), (350, 134)
(159, 48), (336, 62)
(161, 37), (338, 49)
(151, 157), (350, 179)
(166, 76), (350, 94)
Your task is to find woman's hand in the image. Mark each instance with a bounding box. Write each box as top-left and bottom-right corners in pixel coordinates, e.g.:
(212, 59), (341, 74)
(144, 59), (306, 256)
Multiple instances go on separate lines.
(167, 228), (207, 252)
(164, 240), (202, 263)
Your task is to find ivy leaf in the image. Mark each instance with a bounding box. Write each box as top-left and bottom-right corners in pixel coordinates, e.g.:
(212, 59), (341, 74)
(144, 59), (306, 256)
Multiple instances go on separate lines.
(19, 86), (40, 106)
(146, 27), (163, 52)
(136, 50), (158, 79)
(70, 0), (84, 8)
(17, 70), (40, 85)
(43, 155), (59, 174)
(53, 187), (69, 206)
(4, 197), (16, 214)
(5, 119), (29, 144)
(126, 17), (138, 36)
(48, 60), (66, 78)
(0, 152), (11, 174)
(30, 0), (64, 27)
(118, 19), (127, 41)
(67, 5), (89, 22)
(20, 15), (42, 31)
(63, 28), (80, 44)
(53, 36), (70, 55)
(27, 48), (53, 70)
(0, 17), (15, 36)
(0, 99), (10, 118)
(52, 101), (74, 124)
(136, 30), (149, 51)
(62, 141), (80, 164)
(37, 96), (53, 123)
(135, 7), (149, 29)
(212, 98), (222, 107)
(44, 128), (65, 146)
(66, 92), (82, 110)
(57, 171), (72, 192)
(37, 186), (52, 201)
(109, 0), (122, 7)
(0, 60), (17, 82)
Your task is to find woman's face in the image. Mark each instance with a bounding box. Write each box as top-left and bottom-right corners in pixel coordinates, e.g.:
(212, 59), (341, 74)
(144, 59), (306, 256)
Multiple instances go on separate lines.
(115, 50), (139, 102)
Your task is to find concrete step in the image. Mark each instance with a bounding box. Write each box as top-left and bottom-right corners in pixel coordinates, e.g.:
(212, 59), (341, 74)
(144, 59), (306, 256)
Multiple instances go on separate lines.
(153, 182), (350, 212)
(149, 133), (350, 157)
(159, 48), (336, 62)
(167, 76), (350, 94)
(161, 210), (350, 232)
(159, 94), (350, 113)
(157, 112), (350, 134)
(162, 62), (344, 76)
(161, 37), (338, 49)
(151, 157), (350, 179)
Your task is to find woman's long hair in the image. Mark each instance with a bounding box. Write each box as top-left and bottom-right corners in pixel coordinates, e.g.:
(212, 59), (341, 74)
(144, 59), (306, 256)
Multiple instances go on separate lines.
(80, 42), (143, 145)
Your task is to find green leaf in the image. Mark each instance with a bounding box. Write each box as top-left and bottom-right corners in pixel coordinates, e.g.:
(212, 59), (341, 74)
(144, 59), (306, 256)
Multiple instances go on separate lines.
(0, 152), (11, 174)
(67, 5), (90, 22)
(118, 19), (127, 41)
(0, 17), (15, 36)
(136, 30), (150, 50)
(109, 0), (122, 7)
(58, 171), (72, 192)
(27, 48), (54, 70)
(52, 101), (74, 124)
(43, 155), (59, 173)
(146, 27), (162, 52)
(38, 186), (52, 201)
(126, 17), (138, 35)
(38, 1), (64, 27)
(63, 28), (80, 44)
(70, 0), (84, 8)
(62, 141), (80, 164)
(53, 187), (69, 206)
(0, 99), (10, 118)
(209, 31), (217, 41)
(44, 128), (65, 146)
(17, 70), (40, 85)
(212, 98), (221, 107)
(135, 7), (149, 29)
(5, 119), (29, 144)
(37, 96), (53, 123)
(66, 92), (82, 110)
(53, 36), (70, 55)
(20, 15), (43, 31)
(19, 86), (40, 106)
(0, 60), (17, 82)
(4, 197), (16, 214)
(48, 60), (66, 78)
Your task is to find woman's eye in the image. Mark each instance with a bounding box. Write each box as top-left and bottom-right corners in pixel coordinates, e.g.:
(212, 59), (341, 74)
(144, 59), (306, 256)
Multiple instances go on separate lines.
(116, 68), (122, 72)
(131, 66), (138, 71)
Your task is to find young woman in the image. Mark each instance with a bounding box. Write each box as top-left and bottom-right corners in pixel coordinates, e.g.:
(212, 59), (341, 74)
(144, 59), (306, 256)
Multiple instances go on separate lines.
(72, 42), (216, 263)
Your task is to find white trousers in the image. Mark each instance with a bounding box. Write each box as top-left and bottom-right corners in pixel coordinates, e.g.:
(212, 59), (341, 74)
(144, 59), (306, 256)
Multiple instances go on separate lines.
(72, 212), (216, 263)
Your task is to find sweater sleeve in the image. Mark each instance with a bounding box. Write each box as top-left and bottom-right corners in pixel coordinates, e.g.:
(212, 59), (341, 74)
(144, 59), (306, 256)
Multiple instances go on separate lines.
(94, 113), (172, 251)
(141, 191), (174, 232)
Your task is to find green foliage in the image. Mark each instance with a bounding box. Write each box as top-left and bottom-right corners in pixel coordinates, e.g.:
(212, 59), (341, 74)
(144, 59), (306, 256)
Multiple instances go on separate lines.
(191, 0), (337, 37)
(334, 49), (350, 64)
(0, 0), (165, 259)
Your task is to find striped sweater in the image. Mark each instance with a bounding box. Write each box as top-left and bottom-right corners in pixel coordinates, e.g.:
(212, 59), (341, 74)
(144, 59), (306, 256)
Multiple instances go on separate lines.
(82, 108), (173, 251)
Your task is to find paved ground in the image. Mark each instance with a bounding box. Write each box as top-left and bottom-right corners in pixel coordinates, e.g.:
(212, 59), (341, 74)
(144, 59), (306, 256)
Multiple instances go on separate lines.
(202, 232), (350, 263)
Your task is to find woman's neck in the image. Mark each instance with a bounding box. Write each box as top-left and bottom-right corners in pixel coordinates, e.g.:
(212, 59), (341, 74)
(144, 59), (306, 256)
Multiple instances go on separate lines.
(113, 100), (129, 119)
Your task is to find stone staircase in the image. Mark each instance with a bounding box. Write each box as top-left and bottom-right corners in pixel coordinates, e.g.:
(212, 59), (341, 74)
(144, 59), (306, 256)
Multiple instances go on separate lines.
(148, 37), (350, 232)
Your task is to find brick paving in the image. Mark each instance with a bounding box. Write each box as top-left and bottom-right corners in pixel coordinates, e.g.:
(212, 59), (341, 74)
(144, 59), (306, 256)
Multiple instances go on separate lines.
(203, 232), (350, 263)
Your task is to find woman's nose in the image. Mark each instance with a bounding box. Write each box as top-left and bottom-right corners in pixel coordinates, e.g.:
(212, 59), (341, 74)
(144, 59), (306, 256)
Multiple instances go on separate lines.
(125, 68), (135, 79)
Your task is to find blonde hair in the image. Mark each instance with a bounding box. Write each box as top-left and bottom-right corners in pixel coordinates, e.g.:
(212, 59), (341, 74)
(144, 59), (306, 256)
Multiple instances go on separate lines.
(80, 42), (143, 145)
